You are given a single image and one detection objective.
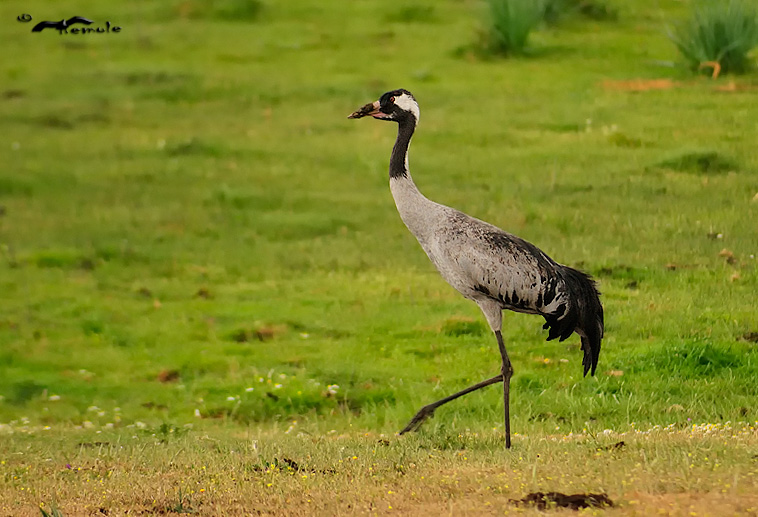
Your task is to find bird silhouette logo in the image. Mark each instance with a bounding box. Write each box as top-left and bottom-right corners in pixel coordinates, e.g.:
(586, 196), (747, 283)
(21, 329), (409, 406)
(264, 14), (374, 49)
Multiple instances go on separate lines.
(31, 16), (93, 33)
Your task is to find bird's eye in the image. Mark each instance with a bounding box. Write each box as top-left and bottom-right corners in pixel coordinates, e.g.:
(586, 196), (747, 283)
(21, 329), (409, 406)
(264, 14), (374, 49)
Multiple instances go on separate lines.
(389, 96), (395, 103)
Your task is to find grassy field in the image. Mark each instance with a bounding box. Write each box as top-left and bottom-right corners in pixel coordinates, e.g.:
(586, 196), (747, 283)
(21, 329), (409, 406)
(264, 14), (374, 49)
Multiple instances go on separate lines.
(1, 0), (757, 514)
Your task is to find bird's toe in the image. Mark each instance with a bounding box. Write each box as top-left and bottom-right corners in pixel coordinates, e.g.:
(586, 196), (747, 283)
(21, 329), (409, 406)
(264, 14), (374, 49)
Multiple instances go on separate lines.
(399, 405), (436, 434)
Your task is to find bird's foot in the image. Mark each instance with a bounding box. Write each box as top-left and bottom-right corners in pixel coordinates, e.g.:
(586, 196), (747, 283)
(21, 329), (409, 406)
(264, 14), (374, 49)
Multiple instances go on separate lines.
(399, 404), (436, 435)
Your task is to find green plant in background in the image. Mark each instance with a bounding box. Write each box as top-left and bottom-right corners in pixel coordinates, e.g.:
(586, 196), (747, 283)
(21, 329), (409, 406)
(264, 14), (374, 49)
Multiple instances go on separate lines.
(668, 0), (758, 76)
(485, 0), (546, 55)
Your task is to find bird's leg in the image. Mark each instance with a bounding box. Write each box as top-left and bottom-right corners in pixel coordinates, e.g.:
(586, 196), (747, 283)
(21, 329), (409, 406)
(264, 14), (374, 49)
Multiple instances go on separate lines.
(495, 330), (514, 448)
(398, 374), (503, 435)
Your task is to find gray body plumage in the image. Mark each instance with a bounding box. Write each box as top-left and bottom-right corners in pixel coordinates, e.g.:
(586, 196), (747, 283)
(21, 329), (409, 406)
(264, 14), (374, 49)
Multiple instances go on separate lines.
(391, 178), (559, 317)
(391, 175), (599, 350)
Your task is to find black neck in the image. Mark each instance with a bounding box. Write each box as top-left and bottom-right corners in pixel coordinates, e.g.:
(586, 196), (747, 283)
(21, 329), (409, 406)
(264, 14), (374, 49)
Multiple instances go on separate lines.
(389, 116), (416, 179)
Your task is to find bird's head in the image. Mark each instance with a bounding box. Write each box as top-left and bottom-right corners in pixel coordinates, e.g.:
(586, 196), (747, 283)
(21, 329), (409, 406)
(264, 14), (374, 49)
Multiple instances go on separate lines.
(348, 89), (419, 124)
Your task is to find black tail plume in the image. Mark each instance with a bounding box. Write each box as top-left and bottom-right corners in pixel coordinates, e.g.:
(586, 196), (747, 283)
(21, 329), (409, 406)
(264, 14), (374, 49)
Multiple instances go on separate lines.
(542, 266), (604, 376)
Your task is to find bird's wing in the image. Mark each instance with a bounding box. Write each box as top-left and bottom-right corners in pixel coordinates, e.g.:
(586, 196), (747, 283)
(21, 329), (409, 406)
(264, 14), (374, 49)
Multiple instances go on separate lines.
(433, 211), (568, 315)
(424, 209), (602, 375)
(66, 16), (94, 25)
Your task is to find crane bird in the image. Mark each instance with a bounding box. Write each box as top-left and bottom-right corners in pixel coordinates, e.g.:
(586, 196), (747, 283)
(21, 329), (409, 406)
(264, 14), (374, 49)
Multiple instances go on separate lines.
(348, 89), (604, 448)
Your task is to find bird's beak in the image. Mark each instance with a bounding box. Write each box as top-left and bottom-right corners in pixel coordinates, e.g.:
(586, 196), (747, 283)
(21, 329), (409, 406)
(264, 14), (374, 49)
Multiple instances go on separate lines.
(347, 100), (385, 119)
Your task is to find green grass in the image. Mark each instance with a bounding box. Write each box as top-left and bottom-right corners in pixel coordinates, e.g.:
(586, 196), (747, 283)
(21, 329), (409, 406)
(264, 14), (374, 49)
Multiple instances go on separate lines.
(1, 0), (758, 513)
(544, 0), (618, 24)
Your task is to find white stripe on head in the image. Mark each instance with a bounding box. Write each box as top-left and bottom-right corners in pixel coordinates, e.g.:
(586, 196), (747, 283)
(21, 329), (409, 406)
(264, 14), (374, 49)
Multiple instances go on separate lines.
(394, 92), (420, 122)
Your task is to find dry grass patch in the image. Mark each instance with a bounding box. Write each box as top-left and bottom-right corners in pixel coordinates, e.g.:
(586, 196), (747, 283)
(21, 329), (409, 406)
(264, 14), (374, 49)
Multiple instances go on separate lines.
(1, 423), (756, 516)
